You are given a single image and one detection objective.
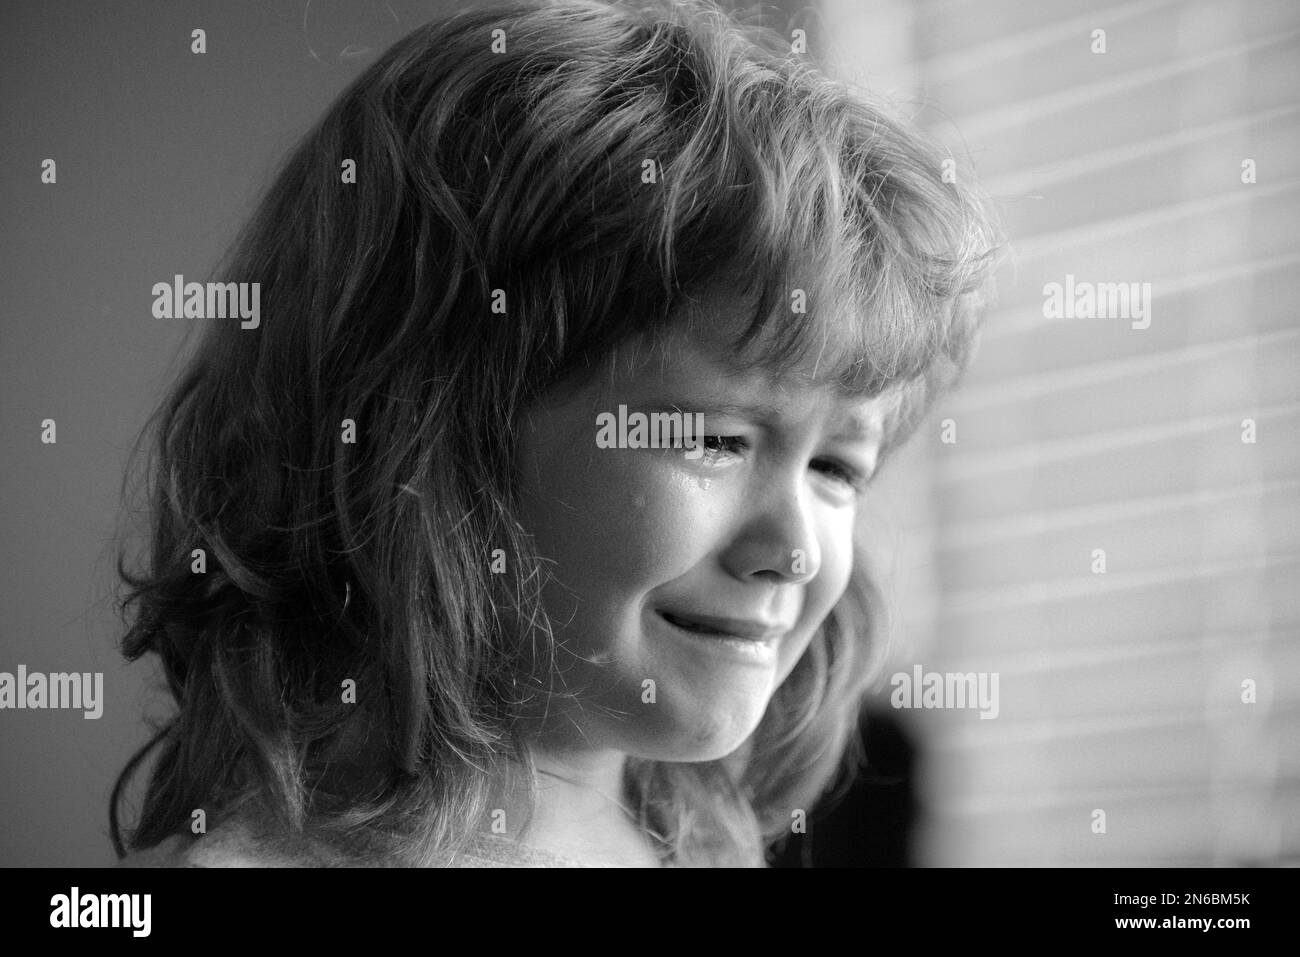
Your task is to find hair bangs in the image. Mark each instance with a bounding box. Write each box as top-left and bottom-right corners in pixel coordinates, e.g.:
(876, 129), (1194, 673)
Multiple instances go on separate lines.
(640, 28), (998, 419)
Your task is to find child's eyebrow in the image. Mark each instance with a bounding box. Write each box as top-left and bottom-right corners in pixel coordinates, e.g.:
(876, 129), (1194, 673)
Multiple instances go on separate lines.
(832, 411), (886, 443)
(639, 398), (784, 422)
(640, 398), (885, 444)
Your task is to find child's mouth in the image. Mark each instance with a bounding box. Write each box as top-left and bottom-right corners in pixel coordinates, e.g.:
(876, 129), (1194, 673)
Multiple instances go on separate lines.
(656, 609), (783, 665)
(661, 611), (729, 635)
(657, 610), (785, 642)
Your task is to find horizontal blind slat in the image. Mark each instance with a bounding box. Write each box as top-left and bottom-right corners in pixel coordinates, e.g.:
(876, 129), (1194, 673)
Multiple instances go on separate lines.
(979, 102), (1300, 196)
(949, 30), (1300, 138)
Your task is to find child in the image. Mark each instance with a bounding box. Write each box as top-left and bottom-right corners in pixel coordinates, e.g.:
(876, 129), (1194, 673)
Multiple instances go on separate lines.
(112, 0), (999, 867)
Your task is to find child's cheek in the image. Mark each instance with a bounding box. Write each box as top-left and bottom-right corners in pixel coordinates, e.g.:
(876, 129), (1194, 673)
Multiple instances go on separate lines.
(816, 514), (855, 611)
(563, 448), (723, 586)
(777, 516), (855, 683)
(515, 417), (722, 595)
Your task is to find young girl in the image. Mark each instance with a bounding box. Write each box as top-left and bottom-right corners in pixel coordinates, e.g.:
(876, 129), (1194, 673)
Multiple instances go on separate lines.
(112, 0), (998, 867)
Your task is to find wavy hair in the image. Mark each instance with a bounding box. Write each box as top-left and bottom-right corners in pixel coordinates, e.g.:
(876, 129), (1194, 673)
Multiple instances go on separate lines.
(111, 0), (1000, 867)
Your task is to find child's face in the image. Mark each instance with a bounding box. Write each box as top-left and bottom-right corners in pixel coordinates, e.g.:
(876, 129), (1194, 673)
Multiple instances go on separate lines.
(514, 287), (891, 763)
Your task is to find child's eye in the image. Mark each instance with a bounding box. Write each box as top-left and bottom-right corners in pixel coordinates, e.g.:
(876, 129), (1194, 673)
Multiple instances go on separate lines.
(811, 457), (869, 494)
(701, 435), (746, 456)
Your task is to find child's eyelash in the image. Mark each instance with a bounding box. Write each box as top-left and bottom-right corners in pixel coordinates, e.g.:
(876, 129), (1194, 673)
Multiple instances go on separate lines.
(812, 458), (869, 493)
(698, 437), (870, 493)
(701, 435), (747, 455)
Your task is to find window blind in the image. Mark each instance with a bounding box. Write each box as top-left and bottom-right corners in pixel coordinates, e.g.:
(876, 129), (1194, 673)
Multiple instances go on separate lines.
(819, 0), (1300, 865)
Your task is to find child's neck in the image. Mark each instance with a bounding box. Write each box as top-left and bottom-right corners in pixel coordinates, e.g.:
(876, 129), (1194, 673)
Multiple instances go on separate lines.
(487, 746), (664, 867)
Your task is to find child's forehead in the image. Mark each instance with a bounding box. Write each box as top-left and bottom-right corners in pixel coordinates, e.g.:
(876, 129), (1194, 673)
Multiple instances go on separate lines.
(604, 314), (901, 428)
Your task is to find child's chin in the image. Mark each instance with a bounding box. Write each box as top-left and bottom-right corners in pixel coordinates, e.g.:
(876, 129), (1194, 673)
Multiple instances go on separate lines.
(634, 704), (767, 763)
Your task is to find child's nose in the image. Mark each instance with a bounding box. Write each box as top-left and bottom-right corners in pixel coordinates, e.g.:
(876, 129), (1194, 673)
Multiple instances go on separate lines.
(719, 486), (822, 585)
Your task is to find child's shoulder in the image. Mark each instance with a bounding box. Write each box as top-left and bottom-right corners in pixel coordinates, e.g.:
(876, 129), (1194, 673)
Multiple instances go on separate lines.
(116, 817), (334, 868)
(116, 817), (597, 868)
(115, 833), (197, 868)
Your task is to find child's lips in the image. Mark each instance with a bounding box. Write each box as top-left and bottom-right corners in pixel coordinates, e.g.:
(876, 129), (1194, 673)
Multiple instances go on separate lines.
(657, 609), (788, 642)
